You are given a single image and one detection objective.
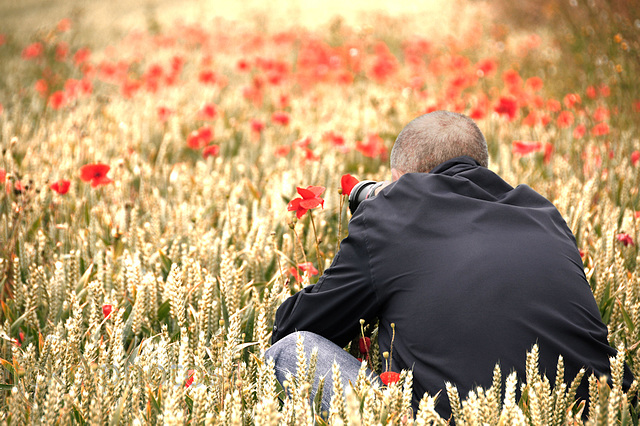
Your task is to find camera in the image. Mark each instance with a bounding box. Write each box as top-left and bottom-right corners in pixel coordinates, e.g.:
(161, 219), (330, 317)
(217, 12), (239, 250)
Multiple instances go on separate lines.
(348, 180), (388, 214)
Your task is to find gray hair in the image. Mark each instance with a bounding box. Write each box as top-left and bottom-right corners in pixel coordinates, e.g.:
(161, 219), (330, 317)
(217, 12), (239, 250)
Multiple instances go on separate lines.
(390, 111), (488, 173)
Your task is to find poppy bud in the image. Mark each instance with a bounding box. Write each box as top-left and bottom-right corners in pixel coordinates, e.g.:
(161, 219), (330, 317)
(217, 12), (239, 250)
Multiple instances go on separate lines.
(358, 337), (371, 354)
(102, 304), (114, 319)
(185, 369), (195, 388)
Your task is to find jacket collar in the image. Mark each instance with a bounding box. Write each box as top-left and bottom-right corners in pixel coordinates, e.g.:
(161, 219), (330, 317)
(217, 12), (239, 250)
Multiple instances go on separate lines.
(429, 156), (481, 176)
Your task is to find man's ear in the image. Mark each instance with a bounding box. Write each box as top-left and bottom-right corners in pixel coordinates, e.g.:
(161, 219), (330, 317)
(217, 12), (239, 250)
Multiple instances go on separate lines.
(391, 168), (404, 182)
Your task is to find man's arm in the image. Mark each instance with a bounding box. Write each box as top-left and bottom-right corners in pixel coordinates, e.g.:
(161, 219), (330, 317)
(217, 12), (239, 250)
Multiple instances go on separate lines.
(271, 214), (380, 348)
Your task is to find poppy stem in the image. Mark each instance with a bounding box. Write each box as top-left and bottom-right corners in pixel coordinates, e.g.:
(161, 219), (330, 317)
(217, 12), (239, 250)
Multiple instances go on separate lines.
(337, 194), (344, 253)
(291, 225), (308, 270)
(309, 212), (323, 275)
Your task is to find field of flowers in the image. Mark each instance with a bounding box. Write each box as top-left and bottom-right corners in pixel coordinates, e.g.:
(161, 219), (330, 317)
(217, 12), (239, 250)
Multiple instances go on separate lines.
(0, 1), (639, 424)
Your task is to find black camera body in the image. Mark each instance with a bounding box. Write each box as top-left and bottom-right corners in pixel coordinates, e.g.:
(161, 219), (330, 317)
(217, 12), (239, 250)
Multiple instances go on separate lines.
(348, 180), (387, 214)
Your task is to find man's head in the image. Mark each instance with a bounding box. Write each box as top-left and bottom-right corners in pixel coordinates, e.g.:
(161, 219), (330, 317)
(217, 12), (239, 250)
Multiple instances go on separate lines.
(390, 111), (488, 181)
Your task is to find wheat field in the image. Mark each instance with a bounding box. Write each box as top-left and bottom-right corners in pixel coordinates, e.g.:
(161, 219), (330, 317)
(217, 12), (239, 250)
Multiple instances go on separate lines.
(0, 0), (639, 424)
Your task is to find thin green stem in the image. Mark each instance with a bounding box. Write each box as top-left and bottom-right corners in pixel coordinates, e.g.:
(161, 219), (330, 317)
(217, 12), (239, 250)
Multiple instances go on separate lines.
(337, 194), (344, 254)
(309, 211), (323, 275)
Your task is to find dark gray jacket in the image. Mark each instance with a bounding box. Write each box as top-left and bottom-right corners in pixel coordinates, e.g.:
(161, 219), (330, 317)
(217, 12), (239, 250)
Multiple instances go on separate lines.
(272, 156), (632, 418)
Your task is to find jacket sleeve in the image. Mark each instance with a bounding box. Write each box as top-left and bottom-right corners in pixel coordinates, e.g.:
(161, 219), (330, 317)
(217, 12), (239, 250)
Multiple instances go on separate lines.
(271, 213), (380, 348)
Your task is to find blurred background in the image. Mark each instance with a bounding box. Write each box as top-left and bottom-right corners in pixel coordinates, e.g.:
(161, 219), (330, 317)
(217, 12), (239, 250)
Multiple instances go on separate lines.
(0, 0), (479, 45)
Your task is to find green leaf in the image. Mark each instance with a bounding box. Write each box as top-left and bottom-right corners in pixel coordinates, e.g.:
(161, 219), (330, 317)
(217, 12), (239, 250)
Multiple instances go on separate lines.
(108, 386), (129, 426)
(26, 215), (42, 241)
(158, 250), (172, 280)
(0, 358), (15, 375)
(76, 262), (94, 293)
(217, 279), (229, 332)
(148, 387), (162, 414)
(618, 299), (635, 332)
(157, 300), (171, 322)
(601, 297), (615, 325)
(10, 307), (36, 334)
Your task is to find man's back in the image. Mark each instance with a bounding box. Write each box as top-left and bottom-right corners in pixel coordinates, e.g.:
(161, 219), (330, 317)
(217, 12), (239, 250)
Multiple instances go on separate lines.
(359, 156), (629, 417)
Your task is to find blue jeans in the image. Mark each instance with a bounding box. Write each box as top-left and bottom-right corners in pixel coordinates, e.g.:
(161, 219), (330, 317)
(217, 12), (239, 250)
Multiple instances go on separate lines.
(265, 331), (382, 414)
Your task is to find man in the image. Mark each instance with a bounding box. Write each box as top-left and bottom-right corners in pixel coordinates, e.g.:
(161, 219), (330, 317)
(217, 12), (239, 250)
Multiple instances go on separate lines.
(267, 110), (633, 419)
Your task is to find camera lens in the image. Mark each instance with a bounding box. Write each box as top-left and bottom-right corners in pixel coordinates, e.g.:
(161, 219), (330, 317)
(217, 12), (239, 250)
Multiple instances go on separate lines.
(348, 180), (385, 214)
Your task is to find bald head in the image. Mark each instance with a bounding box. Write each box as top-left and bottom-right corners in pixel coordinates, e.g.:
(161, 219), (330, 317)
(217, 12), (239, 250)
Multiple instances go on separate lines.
(390, 111), (488, 178)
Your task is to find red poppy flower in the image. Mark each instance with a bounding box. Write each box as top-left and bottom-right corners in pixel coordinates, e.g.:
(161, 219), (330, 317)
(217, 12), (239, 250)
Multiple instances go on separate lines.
(14, 331), (24, 347)
(103, 304), (114, 319)
(476, 58), (497, 76)
(187, 132), (203, 149)
(502, 69), (522, 89)
(617, 233), (634, 247)
(185, 369), (195, 388)
(368, 41), (399, 83)
(121, 79), (142, 99)
(512, 141), (543, 155)
(358, 337), (371, 354)
(0, 168), (5, 183)
(289, 266), (302, 282)
(73, 47), (91, 65)
(251, 119), (265, 134)
(289, 262), (319, 282)
(64, 78), (81, 97)
(57, 18), (72, 32)
(203, 144), (220, 158)
(341, 174), (359, 196)
(34, 79), (48, 97)
(525, 76), (544, 92)
(199, 70), (217, 85)
(557, 111), (574, 128)
(237, 59), (251, 72)
(593, 107), (610, 122)
(563, 93), (581, 109)
(287, 186), (325, 219)
(324, 131), (347, 149)
(56, 42), (69, 61)
(274, 145), (291, 157)
(295, 136), (312, 149)
(591, 122), (610, 136)
(80, 163), (113, 187)
(48, 91), (67, 109)
(274, 94), (288, 109)
(356, 134), (388, 159)
(522, 111), (539, 127)
(298, 262), (319, 275)
(494, 95), (519, 121)
(631, 151), (640, 166)
(79, 79), (92, 95)
(302, 148), (319, 162)
(187, 125), (214, 149)
(546, 99), (561, 113)
(10, 180), (25, 195)
(199, 103), (218, 120)
(543, 143), (554, 164)
(573, 124), (587, 139)
(157, 106), (172, 123)
(271, 111), (290, 126)
(22, 42), (43, 59)
(50, 179), (71, 195)
(380, 371), (400, 385)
